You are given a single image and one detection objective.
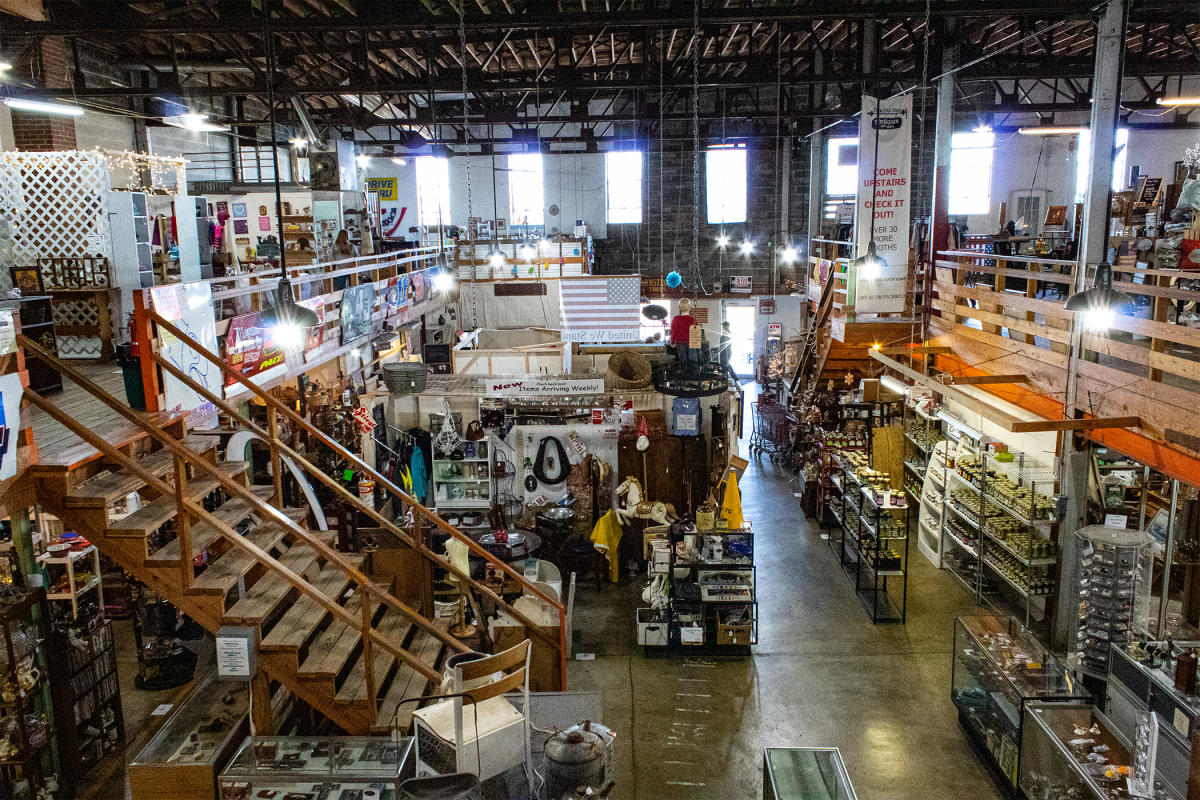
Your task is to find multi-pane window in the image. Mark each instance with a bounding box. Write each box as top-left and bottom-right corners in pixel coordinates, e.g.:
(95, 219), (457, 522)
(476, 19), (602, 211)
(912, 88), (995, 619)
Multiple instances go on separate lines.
(415, 156), (451, 226)
(825, 137), (859, 196)
(948, 131), (996, 215)
(508, 153), (545, 226)
(705, 144), (747, 224)
(237, 145), (291, 183)
(606, 151), (643, 224)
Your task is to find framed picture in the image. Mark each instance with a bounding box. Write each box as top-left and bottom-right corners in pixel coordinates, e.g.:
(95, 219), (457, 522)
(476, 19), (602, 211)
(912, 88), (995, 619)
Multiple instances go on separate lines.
(1175, 161), (1189, 185)
(1044, 205), (1068, 227)
(9, 266), (42, 293)
(1146, 508), (1170, 544)
(233, 219), (249, 235)
(232, 202), (247, 218)
(216, 201), (229, 215)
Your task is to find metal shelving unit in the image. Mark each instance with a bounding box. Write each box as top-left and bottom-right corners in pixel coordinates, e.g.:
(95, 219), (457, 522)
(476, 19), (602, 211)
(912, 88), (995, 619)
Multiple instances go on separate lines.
(664, 522), (756, 652)
(833, 455), (909, 624)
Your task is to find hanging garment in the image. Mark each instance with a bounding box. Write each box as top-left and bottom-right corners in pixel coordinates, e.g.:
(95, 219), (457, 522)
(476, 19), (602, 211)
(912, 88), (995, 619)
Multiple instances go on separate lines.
(719, 471), (744, 530)
(151, 216), (163, 246)
(589, 510), (624, 584)
(409, 448), (429, 505)
(407, 427), (433, 504)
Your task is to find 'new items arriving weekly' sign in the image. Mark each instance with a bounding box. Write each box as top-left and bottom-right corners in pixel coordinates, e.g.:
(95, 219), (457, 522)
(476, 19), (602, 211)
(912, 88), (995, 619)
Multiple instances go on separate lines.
(853, 94), (912, 314)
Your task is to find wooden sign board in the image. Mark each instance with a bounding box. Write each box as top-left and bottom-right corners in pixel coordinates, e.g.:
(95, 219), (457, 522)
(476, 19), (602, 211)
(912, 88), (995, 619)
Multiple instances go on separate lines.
(1137, 177), (1162, 206)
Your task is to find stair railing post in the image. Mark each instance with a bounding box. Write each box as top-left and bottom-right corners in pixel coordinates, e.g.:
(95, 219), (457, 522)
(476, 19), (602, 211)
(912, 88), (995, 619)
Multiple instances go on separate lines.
(413, 513), (435, 620)
(267, 406), (283, 506)
(361, 584), (376, 711)
(173, 453), (193, 592)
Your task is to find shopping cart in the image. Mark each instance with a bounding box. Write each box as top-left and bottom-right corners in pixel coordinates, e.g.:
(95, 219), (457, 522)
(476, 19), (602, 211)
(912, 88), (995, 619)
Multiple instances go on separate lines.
(749, 398), (797, 465)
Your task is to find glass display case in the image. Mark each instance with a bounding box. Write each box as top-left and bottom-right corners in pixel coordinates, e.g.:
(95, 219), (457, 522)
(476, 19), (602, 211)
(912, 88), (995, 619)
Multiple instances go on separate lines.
(1020, 702), (1181, 800)
(1106, 641), (1200, 797)
(127, 670), (248, 800)
(219, 735), (414, 800)
(762, 747), (857, 800)
(952, 615), (1089, 792)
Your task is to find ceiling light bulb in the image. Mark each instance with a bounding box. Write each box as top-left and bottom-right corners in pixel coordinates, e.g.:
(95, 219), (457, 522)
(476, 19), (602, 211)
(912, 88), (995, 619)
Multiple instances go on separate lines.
(1018, 126), (1088, 136)
(780, 246), (798, 264)
(739, 240), (755, 255)
(181, 112), (208, 131)
(1082, 307), (1115, 331)
(488, 252), (505, 268)
(519, 245), (536, 259)
(355, 154), (371, 167)
(0, 60), (13, 72)
(272, 322), (304, 352)
(4, 97), (83, 117)
(433, 271), (456, 292)
(716, 234), (730, 249)
(391, 157), (407, 165)
(1156, 97), (1200, 107)
(289, 136), (308, 149)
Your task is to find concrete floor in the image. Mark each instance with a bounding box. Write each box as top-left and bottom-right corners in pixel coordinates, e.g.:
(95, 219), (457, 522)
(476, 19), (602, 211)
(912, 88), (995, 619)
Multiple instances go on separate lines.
(565, 393), (1006, 800)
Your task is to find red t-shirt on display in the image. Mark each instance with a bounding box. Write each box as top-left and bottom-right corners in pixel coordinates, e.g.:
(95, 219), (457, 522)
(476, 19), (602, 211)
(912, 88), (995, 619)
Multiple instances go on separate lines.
(669, 314), (696, 345)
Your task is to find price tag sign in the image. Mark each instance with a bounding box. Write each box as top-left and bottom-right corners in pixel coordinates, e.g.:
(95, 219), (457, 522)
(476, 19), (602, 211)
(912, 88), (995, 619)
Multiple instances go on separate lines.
(1104, 514), (1128, 529)
(216, 626), (255, 681)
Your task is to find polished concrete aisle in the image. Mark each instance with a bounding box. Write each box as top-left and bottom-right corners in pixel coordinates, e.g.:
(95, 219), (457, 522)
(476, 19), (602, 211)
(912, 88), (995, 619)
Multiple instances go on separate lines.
(565, 407), (1005, 799)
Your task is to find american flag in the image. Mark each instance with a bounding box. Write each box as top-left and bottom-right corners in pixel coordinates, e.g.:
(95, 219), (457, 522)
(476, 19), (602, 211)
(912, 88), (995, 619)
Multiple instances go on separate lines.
(559, 277), (641, 342)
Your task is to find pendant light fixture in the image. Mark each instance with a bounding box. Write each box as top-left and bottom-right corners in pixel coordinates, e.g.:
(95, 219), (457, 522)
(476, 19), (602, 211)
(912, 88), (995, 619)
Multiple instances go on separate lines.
(257, 1), (317, 351)
(1064, 261), (1132, 330)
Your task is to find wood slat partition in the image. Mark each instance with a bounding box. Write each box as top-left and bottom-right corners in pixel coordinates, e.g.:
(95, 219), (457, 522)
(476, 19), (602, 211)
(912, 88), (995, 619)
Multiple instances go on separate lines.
(930, 250), (1200, 446)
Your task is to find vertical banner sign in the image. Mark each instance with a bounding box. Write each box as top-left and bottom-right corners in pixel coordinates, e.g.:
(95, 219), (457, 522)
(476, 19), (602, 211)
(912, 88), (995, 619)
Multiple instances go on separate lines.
(854, 94), (912, 314)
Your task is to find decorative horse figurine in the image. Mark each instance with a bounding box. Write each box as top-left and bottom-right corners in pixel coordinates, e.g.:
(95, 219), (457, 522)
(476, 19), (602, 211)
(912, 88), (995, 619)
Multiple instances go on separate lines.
(614, 476), (678, 526)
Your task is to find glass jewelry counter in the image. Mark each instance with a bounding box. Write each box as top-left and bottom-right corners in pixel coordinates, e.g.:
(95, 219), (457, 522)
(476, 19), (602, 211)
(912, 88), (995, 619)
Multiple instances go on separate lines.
(127, 670), (249, 800)
(218, 735), (414, 800)
(952, 614), (1088, 794)
(762, 747), (857, 800)
(1020, 702), (1180, 800)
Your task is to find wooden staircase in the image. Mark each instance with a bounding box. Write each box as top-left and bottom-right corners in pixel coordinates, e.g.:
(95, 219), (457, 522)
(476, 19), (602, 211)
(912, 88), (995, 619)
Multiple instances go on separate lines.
(30, 414), (454, 735)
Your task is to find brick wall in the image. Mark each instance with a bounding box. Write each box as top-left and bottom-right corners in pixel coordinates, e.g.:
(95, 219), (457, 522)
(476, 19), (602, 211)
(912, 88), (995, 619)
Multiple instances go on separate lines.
(11, 36), (77, 151)
(595, 126), (810, 294)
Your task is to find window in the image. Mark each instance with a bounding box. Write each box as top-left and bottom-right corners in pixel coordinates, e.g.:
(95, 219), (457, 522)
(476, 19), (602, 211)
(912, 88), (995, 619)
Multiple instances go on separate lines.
(948, 131), (996, 215)
(237, 145), (291, 183)
(508, 153), (544, 226)
(826, 137), (859, 196)
(606, 151), (643, 224)
(1075, 129), (1130, 204)
(415, 156), (450, 226)
(705, 145), (747, 224)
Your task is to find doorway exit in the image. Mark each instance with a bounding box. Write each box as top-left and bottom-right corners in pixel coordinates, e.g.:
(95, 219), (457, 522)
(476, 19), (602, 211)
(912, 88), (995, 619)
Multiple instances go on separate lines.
(725, 304), (757, 378)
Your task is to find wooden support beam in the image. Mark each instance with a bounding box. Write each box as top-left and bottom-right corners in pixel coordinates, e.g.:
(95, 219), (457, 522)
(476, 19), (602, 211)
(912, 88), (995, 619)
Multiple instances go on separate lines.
(948, 374), (1031, 386)
(878, 345), (952, 356)
(1009, 416), (1142, 433)
(869, 351), (1025, 431)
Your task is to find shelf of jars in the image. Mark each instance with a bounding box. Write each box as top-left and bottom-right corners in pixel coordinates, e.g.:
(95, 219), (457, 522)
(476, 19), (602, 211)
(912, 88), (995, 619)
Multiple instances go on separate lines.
(831, 456), (909, 624)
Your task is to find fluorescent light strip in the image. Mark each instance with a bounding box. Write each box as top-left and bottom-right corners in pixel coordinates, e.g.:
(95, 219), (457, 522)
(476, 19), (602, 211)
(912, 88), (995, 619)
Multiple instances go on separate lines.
(1156, 97), (1200, 107)
(936, 410), (983, 441)
(1017, 126), (1087, 135)
(4, 97), (83, 117)
(880, 375), (907, 395)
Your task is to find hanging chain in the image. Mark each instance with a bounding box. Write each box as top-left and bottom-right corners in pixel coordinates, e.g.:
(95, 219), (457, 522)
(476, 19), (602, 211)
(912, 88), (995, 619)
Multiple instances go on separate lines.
(456, 1), (480, 329)
(912, 0), (934, 346)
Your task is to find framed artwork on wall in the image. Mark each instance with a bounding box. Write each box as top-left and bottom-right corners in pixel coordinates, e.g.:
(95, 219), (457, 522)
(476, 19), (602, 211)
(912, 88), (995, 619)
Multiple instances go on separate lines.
(232, 202), (247, 218)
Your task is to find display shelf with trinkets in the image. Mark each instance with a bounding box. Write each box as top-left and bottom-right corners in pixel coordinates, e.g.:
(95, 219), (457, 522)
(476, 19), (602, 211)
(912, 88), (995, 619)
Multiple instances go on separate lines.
(815, 429), (868, 536)
(128, 669), (249, 800)
(831, 454), (909, 624)
(1020, 701), (1180, 800)
(1072, 526), (1155, 680)
(218, 735), (414, 800)
(48, 604), (124, 782)
(952, 614), (1089, 796)
(0, 588), (65, 800)
(663, 517), (756, 653)
(36, 542), (103, 620)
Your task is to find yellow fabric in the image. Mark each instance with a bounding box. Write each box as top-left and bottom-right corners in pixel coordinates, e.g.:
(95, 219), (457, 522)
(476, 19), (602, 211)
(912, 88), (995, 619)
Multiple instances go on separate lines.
(589, 510), (624, 583)
(719, 471), (744, 529)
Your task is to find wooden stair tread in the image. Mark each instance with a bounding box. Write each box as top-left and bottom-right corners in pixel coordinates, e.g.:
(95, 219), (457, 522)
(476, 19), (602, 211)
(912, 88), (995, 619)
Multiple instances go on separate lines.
(107, 461), (250, 537)
(30, 409), (190, 472)
(223, 544), (325, 625)
(259, 558), (364, 652)
(335, 611), (415, 703)
(298, 595), (366, 678)
(373, 622), (450, 734)
(144, 488), (277, 566)
(64, 435), (220, 508)
(186, 525), (300, 594)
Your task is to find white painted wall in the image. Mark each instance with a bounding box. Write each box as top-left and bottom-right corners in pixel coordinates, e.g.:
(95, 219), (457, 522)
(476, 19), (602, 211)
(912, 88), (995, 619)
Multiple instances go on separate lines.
(543, 153), (606, 238)
(449, 154), (507, 223)
(147, 127), (234, 182)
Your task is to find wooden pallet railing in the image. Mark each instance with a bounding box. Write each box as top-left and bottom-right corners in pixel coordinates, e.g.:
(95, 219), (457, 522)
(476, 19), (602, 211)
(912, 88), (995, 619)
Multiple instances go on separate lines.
(930, 249), (1200, 445)
(19, 335), (457, 698)
(147, 312), (570, 688)
(790, 265), (839, 397)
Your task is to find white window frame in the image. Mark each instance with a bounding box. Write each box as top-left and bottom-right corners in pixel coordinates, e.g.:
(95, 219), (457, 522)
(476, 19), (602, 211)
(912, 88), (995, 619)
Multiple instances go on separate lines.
(237, 145), (291, 184)
(606, 151), (644, 224)
(948, 131), (996, 216)
(705, 144), (747, 224)
(415, 156), (451, 227)
(826, 137), (859, 197)
(508, 152), (545, 227)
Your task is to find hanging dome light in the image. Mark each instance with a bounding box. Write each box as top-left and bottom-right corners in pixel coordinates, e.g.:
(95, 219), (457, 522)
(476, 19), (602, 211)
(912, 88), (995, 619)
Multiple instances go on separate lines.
(1064, 262), (1133, 330)
(259, 272), (319, 351)
(739, 240), (755, 256)
(780, 245), (798, 264)
(519, 245), (536, 260)
(488, 251), (506, 268)
(666, 270), (683, 289)
(854, 240), (884, 281)
(716, 234), (730, 249)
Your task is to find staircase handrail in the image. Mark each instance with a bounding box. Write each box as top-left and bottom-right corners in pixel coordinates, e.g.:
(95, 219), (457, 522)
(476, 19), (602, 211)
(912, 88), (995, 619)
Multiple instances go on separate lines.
(19, 350), (448, 687)
(790, 270), (838, 395)
(145, 313), (569, 686)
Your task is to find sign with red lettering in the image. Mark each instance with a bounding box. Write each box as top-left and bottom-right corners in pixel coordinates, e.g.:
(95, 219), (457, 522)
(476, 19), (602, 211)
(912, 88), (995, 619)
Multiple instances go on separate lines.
(224, 311), (287, 387)
(853, 94), (912, 314)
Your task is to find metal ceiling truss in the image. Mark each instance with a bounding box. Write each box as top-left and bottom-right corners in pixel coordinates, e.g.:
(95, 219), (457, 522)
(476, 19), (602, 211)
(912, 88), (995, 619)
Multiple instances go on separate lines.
(2, 1), (1198, 139)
